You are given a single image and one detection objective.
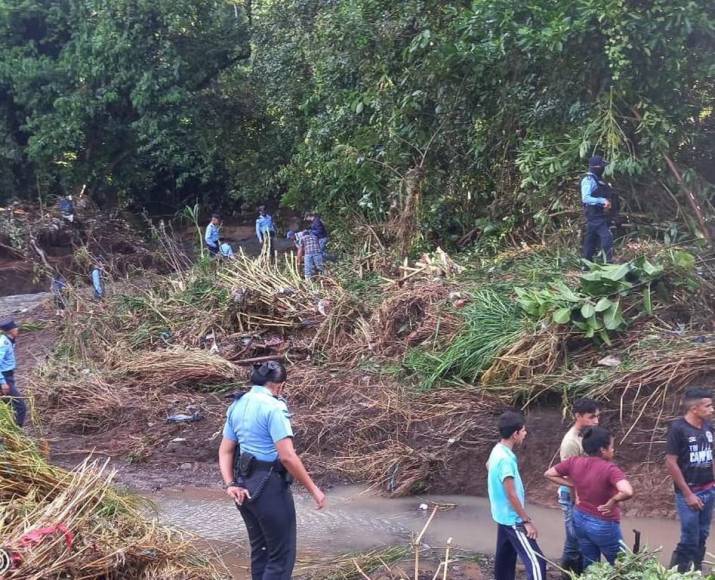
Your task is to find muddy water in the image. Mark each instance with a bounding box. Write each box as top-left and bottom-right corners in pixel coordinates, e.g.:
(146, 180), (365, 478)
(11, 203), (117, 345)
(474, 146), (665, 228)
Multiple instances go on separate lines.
(153, 485), (702, 576)
(0, 292), (51, 319)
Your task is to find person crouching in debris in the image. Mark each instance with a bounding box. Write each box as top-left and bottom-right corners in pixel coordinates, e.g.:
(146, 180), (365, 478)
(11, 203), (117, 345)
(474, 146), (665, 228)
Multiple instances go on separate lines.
(91, 261), (105, 300)
(58, 195), (75, 223)
(300, 229), (324, 280)
(0, 320), (26, 427)
(219, 238), (235, 260)
(218, 361), (326, 579)
(51, 273), (68, 316)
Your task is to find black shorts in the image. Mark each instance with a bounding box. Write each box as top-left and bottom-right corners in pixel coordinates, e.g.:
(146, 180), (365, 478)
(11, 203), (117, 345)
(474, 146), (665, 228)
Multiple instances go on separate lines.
(208, 244), (219, 255)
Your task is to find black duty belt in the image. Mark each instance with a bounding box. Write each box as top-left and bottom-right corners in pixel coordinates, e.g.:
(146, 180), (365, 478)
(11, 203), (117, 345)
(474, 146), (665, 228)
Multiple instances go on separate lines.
(253, 458), (286, 474)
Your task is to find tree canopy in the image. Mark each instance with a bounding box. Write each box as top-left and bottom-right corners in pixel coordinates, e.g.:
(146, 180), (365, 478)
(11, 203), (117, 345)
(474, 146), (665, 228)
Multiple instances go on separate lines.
(1, 0), (713, 242)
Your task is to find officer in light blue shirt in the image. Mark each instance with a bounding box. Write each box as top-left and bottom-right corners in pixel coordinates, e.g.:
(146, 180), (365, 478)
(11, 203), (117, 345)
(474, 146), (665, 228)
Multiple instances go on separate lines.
(581, 155), (615, 263)
(487, 411), (545, 580)
(205, 213), (221, 256)
(256, 206), (276, 245)
(219, 238), (235, 260)
(91, 261), (105, 300)
(0, 320), (26, 426)
(218, 361), (326, 579)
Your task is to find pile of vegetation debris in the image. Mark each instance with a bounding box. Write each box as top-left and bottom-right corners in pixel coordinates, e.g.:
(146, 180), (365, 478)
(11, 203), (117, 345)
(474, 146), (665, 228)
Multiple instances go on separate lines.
(0, 405), (228, 579)
(21, 222), (714, 509)
(0, 199), (157, 296)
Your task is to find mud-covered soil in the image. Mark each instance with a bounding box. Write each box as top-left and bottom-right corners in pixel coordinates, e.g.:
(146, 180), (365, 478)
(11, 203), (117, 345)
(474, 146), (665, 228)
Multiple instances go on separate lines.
(5, 293), (685, 519)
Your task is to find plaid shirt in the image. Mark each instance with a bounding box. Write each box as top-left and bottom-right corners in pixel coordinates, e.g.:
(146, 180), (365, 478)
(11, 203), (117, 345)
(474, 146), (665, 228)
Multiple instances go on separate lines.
(300, 232), (321, 256)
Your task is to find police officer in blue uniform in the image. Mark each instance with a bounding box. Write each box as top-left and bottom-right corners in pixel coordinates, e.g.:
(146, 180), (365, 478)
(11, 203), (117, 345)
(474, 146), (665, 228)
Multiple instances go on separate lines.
(581, 155), (617, 263)
(218, 361), (326, 580)
(0, 320), (26, 426)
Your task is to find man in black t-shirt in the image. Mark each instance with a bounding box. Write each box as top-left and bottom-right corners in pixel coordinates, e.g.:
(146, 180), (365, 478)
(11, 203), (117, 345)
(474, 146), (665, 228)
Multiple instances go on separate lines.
(665, 387), (715, 572)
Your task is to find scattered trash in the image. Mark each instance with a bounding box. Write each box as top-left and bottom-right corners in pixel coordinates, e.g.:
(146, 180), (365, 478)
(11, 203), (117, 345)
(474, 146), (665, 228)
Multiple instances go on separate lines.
(166, 411), (202, 424)
(597, 355), (622, 367)
(418, 503), (429, 511)
(317, 299), (331, 316)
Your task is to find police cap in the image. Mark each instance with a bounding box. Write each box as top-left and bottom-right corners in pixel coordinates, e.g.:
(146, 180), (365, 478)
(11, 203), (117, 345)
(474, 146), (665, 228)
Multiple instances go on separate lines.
(589, 155), (608, 168)
(0, 320), (18, 332)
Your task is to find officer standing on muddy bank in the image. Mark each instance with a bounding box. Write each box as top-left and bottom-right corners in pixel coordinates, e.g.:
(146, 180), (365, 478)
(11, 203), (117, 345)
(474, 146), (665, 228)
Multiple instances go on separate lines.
(218, 361), (326, 579)
(0, 320), (26, 427)
(581, 155), (616, 263)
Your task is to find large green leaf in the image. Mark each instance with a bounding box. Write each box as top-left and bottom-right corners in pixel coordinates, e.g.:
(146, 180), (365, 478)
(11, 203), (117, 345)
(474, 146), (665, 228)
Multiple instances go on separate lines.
(672, 251), (695, 271)
(552, 307), (572, 325)
(594, 297), (613, 312)
(552, 281), (581, 302)
(603, 303), (625, 330)
(581, 302), (595, 319)
(600, 263), (631, 281)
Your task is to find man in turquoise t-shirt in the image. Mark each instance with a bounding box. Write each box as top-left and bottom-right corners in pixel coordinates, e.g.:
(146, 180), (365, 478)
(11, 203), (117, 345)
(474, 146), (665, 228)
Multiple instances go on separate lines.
(487, 411), (546, 580)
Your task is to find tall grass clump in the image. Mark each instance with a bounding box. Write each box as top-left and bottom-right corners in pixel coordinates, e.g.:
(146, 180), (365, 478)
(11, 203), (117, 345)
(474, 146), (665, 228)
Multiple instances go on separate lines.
(404, 289), (528, 389)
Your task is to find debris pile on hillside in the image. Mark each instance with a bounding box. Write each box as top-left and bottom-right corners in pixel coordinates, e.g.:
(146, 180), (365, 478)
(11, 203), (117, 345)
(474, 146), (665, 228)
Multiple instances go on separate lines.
(287, 364), (498, 496)
(26, 235), (715, 498)
(0, 405), (228, 579)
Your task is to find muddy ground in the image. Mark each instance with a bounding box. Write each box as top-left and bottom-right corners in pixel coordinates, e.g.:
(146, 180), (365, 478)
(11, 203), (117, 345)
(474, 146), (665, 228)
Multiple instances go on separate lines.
(7, 294), (682, 519)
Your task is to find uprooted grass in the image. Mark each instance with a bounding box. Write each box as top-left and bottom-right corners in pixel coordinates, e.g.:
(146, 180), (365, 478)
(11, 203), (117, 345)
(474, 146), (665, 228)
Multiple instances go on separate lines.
(0, 404), (229, 579)
(30, 347), (239, 437)
(403, 288), (531, 390)
(287, 364), (499, 495)
(295, 546), (411, 579)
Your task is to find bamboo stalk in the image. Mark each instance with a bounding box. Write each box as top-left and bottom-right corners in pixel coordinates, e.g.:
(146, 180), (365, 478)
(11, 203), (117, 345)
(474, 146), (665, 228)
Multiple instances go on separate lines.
(443, 537), (452, 580)
(414, 506), (438, 579)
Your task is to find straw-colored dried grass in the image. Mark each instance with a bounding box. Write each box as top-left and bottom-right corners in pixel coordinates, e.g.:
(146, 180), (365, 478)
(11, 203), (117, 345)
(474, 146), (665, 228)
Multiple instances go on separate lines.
(482, 325), (565, 384)
(111, 347), (240, 388)
(287, 364), (497, 496)
(0, 405), (229, 579)
(30, 348), (238, 438)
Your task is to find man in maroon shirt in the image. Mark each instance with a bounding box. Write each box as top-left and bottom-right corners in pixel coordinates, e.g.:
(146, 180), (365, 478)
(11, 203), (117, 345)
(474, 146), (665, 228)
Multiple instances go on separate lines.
(544, 427), (633, 568)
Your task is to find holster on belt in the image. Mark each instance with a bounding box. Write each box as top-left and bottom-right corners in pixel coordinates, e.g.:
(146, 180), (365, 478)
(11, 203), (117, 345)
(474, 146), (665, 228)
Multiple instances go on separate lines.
(234, 452), (293, 490)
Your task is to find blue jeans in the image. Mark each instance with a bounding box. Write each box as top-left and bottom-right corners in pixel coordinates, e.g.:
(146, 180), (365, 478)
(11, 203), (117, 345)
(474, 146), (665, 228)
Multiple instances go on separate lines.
(318, 237), (328, 258)
(558, 487), (582, 569)
(304, 253), (324, 279)
(672, 488), (715, 571)
(573, 509), (623, 567)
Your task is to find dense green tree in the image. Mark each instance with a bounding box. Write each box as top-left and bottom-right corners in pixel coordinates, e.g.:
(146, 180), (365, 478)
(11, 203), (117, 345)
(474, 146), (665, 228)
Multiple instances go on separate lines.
(0, 0), (712, 245)
(0, 0), (250, 209)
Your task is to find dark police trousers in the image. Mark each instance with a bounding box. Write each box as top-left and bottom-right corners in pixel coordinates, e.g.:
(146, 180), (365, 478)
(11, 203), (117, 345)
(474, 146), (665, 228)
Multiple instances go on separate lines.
(582, 216), (613, 263)
(2, 370), (26, 427)
(238, 471), (296, 580)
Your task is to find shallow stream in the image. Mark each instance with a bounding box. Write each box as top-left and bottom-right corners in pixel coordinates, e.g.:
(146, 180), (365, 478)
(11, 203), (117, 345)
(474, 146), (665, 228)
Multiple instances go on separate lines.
(153, 484), (700, 577)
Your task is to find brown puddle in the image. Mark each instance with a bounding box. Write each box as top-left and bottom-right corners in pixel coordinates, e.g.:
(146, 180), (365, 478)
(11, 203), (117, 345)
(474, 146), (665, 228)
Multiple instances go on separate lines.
(149, 484), (707, 577)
